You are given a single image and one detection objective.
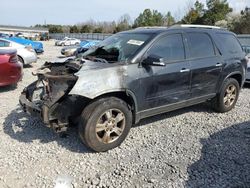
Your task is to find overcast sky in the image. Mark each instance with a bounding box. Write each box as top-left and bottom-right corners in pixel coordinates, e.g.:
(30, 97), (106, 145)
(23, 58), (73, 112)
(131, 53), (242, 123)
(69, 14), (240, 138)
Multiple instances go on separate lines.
(1, 0), (249, 26)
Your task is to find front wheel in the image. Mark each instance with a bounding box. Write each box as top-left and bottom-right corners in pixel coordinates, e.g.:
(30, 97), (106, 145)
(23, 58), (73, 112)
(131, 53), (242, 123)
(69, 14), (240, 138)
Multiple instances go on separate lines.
(211, 78), (240, 113)
(78, 97), (132, 152)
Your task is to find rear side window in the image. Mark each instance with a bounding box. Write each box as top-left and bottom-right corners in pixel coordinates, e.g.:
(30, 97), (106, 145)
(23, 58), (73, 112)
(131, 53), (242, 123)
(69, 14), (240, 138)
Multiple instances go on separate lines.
(217, 33), (243, 54)
(147, 33), (185, 62)
(187, 33), (215, 59)
(0, 40), (10, 47)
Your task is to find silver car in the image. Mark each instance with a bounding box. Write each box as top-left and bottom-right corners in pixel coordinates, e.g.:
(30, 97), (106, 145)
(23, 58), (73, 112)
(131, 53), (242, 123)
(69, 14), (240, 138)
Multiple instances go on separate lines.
(0, 38), (37, 65)
(55, 37), (81, 46)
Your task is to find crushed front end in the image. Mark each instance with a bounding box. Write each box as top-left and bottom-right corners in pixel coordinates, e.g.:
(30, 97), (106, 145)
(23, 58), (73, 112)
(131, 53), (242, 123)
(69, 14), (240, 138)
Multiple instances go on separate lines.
(19, 60), (83, 132)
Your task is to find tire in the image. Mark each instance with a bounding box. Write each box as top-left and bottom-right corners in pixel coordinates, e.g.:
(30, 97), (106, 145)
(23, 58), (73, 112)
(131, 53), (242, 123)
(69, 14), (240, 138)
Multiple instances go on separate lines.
(211, 78), (240, 113)
(18, 56), (24, 65)
(75, 42), (79, 45)
(61, 43), (65, 46)
(78, 97), (132, 152)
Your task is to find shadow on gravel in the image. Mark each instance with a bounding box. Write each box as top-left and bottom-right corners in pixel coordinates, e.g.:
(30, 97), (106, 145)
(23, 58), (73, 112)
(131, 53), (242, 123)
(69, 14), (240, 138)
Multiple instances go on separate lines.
(243, 83), (250, 89)
(135, 103), (213, 128)
(186, 121), (250, 188)
(3, 107), (91, 153)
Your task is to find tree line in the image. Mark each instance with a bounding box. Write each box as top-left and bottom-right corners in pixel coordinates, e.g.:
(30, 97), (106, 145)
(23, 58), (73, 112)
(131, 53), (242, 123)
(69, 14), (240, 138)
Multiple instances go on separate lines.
(34, 0), (250, 34)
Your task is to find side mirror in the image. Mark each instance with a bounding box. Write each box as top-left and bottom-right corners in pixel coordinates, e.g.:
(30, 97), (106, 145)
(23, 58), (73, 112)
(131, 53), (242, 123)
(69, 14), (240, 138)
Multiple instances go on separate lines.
(142, 54), (166, 66)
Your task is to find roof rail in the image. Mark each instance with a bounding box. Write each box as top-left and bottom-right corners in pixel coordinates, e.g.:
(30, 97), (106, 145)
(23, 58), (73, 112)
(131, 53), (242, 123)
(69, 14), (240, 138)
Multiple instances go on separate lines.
(135, 26), (168, 30)
(171, 24), (221, 29)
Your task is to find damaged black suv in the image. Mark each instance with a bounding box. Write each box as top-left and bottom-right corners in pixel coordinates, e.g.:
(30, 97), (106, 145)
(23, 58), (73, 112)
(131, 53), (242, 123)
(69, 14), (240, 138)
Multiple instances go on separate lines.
(20, 25), (247, 152)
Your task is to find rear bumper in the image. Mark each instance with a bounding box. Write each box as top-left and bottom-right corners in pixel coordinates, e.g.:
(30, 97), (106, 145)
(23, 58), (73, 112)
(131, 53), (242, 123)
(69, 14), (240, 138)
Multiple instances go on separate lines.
(23, 52), (37, 64)
(0, 62), (23, 86)
(35, 49), (44, 54)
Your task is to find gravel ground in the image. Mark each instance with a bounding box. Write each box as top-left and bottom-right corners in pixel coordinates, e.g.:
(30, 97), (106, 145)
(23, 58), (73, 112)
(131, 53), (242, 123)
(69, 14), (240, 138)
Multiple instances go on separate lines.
(0, 40), (250, 188)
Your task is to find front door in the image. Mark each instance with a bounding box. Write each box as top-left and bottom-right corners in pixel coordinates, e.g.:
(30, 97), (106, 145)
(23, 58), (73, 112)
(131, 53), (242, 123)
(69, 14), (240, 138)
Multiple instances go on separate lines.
(140, 33), (191, 111)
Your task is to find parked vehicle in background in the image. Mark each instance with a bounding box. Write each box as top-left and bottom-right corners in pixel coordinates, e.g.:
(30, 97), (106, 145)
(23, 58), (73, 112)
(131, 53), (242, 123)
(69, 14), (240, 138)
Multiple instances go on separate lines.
(7, 37), (44, 54)
(20, 25), (247, 152)
(0, 38), (37, 65)
(61, 46), (79, 57)
(55, 38), (81, 46)
(0, 49), (23, 86)
(245, 53), (250, 83)
(0, 33), (9, 38)
(61, 40), (100, 57)
(242, 45), (250, 54)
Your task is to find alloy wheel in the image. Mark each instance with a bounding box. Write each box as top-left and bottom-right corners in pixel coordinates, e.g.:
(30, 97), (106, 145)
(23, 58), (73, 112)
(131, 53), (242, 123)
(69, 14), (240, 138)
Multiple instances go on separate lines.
(95, 109), (125, 144)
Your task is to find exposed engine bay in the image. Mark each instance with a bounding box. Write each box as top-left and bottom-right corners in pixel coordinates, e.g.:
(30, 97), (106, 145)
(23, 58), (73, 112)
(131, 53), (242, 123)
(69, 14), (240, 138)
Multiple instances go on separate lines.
(20, 59), (89, 132)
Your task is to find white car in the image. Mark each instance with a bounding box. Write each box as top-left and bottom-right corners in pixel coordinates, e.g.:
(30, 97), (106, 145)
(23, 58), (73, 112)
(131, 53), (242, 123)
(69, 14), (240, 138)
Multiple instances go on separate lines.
(55, 38), (81, 46)
(0, 38), (37, 65)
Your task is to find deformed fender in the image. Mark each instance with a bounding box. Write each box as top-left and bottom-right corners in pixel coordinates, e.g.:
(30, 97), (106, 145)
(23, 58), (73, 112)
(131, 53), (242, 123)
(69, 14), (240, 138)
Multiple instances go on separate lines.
(69, 65), (127, 99)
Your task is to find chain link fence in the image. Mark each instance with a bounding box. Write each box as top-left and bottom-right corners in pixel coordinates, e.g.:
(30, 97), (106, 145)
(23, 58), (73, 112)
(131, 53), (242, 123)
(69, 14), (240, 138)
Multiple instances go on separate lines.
(49, 33), (112, 41)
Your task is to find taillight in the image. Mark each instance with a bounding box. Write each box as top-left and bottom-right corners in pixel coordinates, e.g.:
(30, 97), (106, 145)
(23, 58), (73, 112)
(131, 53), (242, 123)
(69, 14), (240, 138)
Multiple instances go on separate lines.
(9, 54), (18, 63)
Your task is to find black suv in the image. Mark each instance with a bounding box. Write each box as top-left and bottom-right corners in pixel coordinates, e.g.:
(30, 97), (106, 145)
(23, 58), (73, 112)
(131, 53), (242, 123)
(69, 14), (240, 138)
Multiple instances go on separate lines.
(20, 25), (247, 152)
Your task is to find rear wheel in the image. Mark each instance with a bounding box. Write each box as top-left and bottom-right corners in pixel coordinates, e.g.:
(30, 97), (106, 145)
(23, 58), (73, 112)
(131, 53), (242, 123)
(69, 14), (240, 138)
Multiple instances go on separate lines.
(18, 56), (24, 65)
(212, 78), (239, 112)
(78, 97), (132, 152)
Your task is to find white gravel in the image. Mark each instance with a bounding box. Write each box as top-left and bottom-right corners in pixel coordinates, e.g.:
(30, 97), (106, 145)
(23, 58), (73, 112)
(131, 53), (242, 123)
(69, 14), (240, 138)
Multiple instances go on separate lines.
(0, 41), (250, 188)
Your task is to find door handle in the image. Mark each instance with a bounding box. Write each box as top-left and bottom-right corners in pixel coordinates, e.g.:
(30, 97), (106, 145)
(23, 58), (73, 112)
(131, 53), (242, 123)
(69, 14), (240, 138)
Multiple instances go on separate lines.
(180, 68), (190, 73)
(215, 63), (223, 67)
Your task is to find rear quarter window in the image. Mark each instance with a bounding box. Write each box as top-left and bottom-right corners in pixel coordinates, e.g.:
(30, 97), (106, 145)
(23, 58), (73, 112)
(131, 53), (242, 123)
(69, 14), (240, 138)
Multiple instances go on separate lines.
(216, 33), (243, 54)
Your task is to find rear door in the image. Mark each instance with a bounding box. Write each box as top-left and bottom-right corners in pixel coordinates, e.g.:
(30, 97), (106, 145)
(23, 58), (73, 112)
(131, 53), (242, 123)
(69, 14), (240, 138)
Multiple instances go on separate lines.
(185, 32), (223, 98)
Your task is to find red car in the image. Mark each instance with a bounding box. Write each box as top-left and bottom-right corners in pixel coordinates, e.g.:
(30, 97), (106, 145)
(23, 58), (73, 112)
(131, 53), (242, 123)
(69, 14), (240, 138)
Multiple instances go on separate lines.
(0, 49), (23, 86)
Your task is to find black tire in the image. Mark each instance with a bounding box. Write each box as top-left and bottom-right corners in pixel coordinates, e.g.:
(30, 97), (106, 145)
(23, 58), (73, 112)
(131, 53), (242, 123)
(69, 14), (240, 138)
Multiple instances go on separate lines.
(18, 56), (24, 64)
(211, 78), (240, 113)
(79, 97), (132, 152)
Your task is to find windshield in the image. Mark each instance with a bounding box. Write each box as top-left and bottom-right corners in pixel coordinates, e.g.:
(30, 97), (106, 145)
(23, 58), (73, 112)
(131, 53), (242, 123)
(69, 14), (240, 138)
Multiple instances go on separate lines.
(80, 33), (152, 63)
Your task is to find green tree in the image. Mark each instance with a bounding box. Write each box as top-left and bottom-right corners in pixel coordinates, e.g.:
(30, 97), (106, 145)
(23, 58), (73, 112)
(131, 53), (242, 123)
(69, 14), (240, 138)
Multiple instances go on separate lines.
(133, 9), (164, 27)
(181, 1), (205, 24)
(164, 11), (175, 26)
(80, 25), (92, 33)
(93, 27), (103, 33)
(232, 7), (250, 34)
(69, 25), (79, 33)
(202, 0), (232, 25)
(115, 14), (132, 33)
(47, 25), (63, 33)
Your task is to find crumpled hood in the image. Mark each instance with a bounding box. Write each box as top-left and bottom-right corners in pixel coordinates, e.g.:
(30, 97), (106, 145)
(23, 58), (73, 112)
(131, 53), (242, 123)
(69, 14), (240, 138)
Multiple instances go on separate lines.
(69, 59), (128, 99)
(75, 59), (118, 74)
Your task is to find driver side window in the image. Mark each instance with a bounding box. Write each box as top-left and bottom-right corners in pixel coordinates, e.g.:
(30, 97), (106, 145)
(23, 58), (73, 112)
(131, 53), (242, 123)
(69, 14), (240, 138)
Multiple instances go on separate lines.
(147, 34), (185, 62)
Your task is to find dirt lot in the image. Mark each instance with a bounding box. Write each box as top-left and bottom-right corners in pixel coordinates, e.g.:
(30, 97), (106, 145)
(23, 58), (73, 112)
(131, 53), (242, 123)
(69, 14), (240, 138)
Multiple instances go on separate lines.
(0, 40), (250, 188)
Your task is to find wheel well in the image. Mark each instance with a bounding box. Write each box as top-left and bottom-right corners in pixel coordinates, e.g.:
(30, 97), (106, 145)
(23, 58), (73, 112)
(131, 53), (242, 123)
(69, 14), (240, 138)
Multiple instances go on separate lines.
(95, 92), (137, 123)
(229, 74), (242, 87)
(17, 55), (24, 64)
(69, 92), (137, 123)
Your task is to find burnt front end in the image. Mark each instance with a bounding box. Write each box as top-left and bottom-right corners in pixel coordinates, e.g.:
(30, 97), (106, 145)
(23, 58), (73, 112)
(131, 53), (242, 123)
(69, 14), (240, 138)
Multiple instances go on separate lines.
(19, 61), (81, 131)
